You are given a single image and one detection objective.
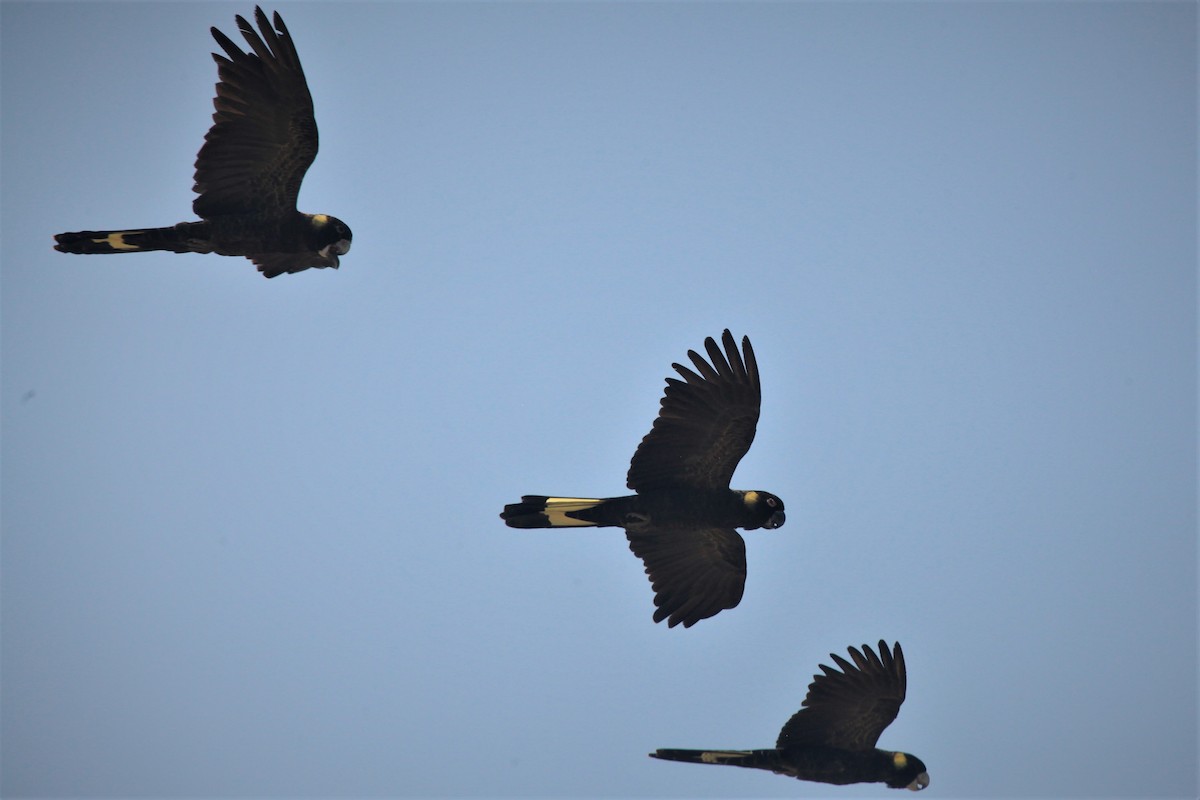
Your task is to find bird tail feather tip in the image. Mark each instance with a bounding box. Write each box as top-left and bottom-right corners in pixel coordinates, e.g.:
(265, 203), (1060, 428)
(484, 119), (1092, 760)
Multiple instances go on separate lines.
(500, 495), (603, 528)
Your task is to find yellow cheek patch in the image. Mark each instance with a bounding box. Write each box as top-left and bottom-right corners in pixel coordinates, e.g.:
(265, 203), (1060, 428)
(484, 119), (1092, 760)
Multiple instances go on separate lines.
(93, 232), (143, 251)
(312, 213), (329, 225)
(742, 490), (759, 506)
(893, 752), (908, 770)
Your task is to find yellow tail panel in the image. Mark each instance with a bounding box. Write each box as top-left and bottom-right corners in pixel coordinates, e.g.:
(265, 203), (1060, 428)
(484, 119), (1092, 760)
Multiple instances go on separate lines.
(542, 497), (602, 527)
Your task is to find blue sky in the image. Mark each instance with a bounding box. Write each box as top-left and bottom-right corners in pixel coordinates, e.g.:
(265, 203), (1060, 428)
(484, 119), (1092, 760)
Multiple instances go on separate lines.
(2, 2), (1196, 797)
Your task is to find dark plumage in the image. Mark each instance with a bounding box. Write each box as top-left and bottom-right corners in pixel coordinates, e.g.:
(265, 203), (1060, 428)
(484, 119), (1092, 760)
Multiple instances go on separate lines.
(53, 7), (351, 278)
(651, 641), (930, 791)
(501, 330), (786, 628)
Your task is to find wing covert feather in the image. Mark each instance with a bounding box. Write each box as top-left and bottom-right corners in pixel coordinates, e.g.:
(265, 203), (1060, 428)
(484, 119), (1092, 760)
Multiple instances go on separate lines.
(193, 8), (318, 218)
(626, 526), (747, 628)
(776, 641), (907, 752)
(627, 330), (761, 491)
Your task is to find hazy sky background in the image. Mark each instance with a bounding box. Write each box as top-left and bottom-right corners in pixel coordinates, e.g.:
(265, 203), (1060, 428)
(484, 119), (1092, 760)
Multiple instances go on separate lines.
(2, 2), (1195, 797)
